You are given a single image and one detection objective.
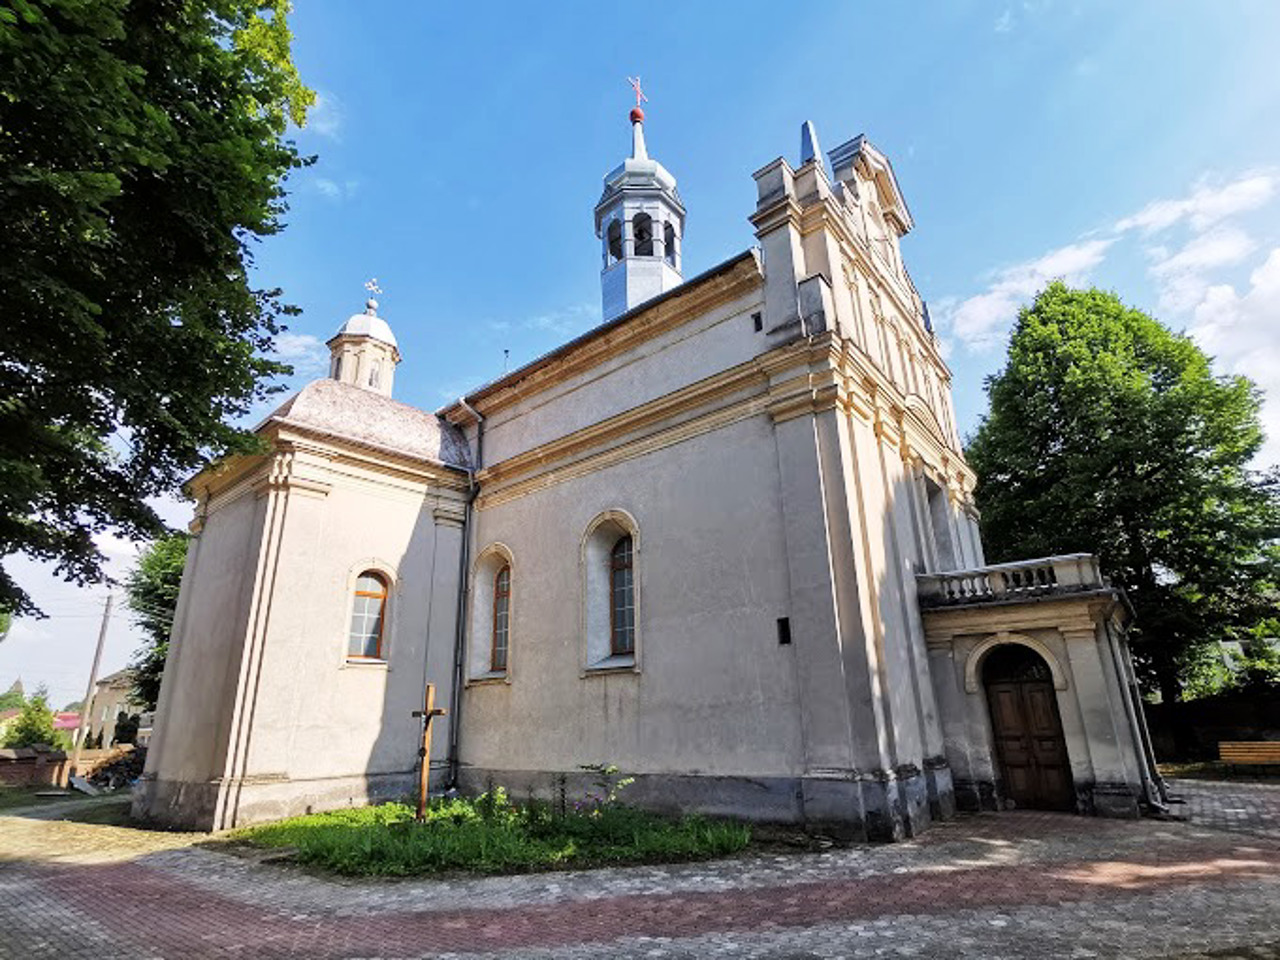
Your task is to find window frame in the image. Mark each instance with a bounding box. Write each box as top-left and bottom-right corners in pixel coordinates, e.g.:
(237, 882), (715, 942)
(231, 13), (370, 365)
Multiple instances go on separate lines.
(491, 564), (511, 673)
(347, 570), (390, 661)
(608, 536), (635, 657)
(581, 509), (641, 674)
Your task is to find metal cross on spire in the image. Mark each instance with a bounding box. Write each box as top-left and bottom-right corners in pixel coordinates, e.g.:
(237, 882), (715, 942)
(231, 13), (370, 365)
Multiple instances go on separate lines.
(364, 278), (382, 314)
(627, 76), (647, 108)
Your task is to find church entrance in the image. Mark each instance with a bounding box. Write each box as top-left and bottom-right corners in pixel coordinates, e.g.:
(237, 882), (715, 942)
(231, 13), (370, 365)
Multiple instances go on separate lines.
(983, 644), (1074, 811)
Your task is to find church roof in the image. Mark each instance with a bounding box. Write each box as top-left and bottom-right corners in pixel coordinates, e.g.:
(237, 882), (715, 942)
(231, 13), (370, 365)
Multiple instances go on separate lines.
(264, 378), (471, 470)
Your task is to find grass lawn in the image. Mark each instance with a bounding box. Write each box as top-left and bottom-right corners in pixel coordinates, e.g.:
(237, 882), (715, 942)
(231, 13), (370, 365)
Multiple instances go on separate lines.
(1159, 761), (1280, 781)
(234, 789), (752, 877)
(0, 785), (66, 810)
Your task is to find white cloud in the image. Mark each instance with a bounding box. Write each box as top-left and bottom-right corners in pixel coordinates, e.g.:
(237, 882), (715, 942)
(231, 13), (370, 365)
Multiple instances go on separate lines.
(523, 303), (600, 338)
(1189, 248), (1280, 468)
(1115, 173), (1276, 235)
(309, 93), (343, 139)
(940, 239), (1114, 349)
(1148, 226), (1258, 313)
(312, 178), (360, 201)
(272, 332), (329, 377)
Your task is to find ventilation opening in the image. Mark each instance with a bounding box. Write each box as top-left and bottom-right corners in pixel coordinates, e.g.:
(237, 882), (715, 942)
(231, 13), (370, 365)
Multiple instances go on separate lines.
(664, 222), (676, 266)
(776, 617), (792, 645)
(752, 312), (763, 332)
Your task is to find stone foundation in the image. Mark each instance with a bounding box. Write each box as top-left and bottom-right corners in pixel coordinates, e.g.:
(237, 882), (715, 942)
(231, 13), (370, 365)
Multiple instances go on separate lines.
(460, 765), (954, 841)
(132, 768), (421, 831)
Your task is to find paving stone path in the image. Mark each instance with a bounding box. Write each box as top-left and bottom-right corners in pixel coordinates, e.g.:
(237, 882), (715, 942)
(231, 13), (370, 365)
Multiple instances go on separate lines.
(1, 779), (1277, 959)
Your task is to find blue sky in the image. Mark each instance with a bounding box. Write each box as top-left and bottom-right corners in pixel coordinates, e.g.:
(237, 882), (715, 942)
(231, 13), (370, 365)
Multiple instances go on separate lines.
(5, 1), (1280, 706)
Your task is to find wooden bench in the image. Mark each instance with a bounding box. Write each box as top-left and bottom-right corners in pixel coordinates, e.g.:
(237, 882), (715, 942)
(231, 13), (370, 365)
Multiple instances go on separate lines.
(1219, 741), (1280, 770)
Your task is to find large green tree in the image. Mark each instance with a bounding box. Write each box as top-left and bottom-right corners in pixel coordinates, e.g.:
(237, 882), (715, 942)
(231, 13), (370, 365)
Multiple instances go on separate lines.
(0, 0), (313, 615)
(2, 686), (58, 747)
(967, 283), (1280, 703)
(124, 532), (188, 709)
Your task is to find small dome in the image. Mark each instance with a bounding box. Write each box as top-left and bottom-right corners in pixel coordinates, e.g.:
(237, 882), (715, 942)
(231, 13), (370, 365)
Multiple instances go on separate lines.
(335, 310), (398, 349)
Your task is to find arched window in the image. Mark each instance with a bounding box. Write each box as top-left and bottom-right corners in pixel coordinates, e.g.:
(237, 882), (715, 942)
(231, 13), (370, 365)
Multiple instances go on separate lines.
(607, 219), (623, 262)
(663, 222), (676, 266)
(632, 212), (653, 256)
(331, 354), (343, 380)
(348, 571), (388, 659)
(609, 536), (635, 656)
(368, 359), (381, 389)
(492, 565), (511, 672)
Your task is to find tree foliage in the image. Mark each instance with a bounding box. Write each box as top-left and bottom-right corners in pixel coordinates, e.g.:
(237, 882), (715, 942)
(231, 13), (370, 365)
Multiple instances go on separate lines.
(0, 685), (23, 713)
(2, 686), (58, 747)
(967, 283), (1280, 702)
(0, 0), (314, 614)
(125, 532), (189, 710)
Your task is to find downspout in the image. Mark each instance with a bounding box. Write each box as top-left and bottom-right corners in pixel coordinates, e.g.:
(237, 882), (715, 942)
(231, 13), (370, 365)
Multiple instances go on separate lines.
(446, 397), (484, 790)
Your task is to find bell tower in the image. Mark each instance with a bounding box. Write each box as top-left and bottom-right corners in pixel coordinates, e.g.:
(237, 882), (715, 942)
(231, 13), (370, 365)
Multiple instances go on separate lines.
(594, 78), (686, 322)
(327, 280), (401, 397)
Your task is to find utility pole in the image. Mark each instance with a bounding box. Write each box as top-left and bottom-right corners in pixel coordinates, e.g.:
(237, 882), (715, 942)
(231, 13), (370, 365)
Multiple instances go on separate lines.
(68, 593), (112, 782)
(411, 683), (447, 821)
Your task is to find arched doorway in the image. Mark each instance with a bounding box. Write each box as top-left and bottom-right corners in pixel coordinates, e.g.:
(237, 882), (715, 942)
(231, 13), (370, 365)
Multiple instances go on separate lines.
(983, 644), (1074, 811)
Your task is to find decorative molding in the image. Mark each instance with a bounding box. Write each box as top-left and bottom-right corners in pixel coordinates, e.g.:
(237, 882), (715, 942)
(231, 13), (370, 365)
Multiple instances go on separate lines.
(963, 631), (1070, 694)
(433, 504), (466, 527)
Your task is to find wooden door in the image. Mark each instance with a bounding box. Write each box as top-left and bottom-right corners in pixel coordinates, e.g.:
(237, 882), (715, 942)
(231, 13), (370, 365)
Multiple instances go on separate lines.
(984, 645), (1074, 811)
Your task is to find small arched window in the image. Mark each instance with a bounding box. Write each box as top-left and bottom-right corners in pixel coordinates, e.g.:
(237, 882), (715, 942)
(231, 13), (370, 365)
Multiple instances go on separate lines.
(492, 565), (511, 672)
(632, 212), (653, 256)
(607, 219), (623, 262)
(368, 359), (382, 389)
(663, 222), (676, 266)
(348, 571), (388, 659)
(331, 354), (343, 380)
(609, 536), (635, 656)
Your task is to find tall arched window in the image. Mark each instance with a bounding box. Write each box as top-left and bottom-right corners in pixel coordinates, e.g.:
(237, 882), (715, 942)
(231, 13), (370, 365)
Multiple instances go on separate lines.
(663, 222), (676, 266)
(610, 536), (635, 656)
(368, 359), (382, 389)
(607, 219), (623, 262)
(492, 565), (511, 672)
(348, 571), (388, 659)
(632, 213), (653, 256)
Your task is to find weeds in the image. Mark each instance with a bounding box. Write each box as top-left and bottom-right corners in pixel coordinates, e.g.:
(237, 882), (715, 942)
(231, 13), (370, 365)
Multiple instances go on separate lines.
(235, 787), (750, 877)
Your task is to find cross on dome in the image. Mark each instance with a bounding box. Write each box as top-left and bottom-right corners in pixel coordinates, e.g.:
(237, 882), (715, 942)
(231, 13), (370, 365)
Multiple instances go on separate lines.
(364, 278), (382, 314)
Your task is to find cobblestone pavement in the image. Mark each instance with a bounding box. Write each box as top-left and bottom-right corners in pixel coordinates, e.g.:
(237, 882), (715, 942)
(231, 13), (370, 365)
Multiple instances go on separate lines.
(1, 780), (1277, 959)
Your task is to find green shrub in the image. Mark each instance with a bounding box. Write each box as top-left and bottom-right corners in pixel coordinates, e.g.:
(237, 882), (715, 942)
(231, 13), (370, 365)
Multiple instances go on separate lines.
(236, 789), (751, 877)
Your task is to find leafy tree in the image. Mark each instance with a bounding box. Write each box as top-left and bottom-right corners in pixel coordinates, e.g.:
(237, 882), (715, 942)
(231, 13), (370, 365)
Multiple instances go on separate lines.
(112, 710), (140, 746)
(967, 283), (1280, 703)
(2, 686), (57, 747)
(125, 533), (189, 710)
(0, 0), (314, 615)
(0, 680), (23, 712)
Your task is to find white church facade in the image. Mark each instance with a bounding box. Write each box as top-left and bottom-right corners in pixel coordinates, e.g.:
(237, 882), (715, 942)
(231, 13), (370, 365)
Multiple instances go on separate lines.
(135, 106), (1165, 839)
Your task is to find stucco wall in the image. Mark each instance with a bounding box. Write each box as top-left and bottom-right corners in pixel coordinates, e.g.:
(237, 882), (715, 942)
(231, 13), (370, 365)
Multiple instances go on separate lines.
(145, 489), (263, 785)
(461, 412), (803, 782)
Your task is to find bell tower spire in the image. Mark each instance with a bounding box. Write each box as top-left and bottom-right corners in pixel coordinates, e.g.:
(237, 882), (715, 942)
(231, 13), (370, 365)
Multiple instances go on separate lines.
(594, 78), (686, 322)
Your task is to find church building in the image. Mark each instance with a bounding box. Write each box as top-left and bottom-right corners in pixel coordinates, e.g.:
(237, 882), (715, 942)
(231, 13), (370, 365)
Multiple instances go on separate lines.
(135, 100), (1165, 839)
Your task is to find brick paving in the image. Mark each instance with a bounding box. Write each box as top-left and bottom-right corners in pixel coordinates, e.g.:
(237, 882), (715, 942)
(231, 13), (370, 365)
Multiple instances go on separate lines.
(0, 779), (1277, 959)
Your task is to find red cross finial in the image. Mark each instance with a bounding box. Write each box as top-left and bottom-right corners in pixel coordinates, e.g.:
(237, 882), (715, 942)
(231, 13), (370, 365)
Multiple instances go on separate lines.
(627, 76), (647, 123)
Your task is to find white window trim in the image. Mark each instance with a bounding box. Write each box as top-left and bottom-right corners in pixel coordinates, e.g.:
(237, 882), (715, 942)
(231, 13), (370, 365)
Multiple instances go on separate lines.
(339, 558), (397, 668)
(580, 509), (641, 676)
(467, 542), (515, 684)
